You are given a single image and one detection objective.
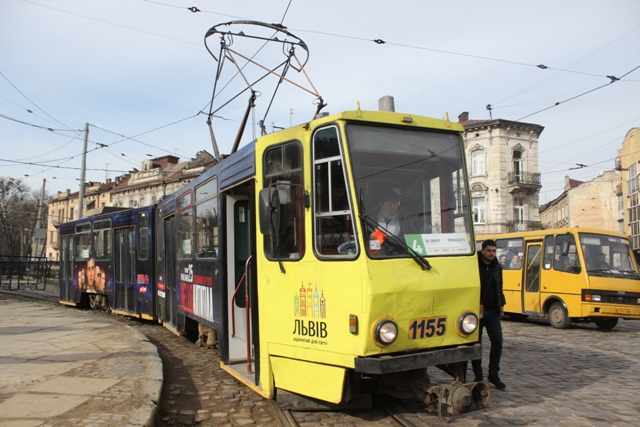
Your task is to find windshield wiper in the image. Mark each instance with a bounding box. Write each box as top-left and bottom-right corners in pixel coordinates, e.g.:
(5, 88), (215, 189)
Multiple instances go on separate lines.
(359, 213), (431, 270)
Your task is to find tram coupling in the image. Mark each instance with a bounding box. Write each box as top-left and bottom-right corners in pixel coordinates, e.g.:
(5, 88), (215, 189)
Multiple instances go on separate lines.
(415, 381), (491, 416)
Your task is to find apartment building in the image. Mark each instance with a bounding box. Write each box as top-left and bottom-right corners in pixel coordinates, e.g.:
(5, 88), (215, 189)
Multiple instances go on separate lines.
(459, 112), (544, 236)
(539, 172), (619, 231)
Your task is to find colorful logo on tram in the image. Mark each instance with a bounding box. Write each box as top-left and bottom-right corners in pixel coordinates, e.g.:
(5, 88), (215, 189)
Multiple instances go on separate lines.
(292, 282), (328, 344)
(294, 282), (326, 319)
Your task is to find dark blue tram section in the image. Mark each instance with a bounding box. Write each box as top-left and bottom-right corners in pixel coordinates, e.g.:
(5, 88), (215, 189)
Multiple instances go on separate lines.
(59, 206), (157, 320)
(59, 143), (259, 373)
(155, 141), (257, 369)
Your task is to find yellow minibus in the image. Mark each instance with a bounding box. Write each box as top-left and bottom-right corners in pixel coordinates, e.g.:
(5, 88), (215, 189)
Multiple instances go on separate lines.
(478, 228), (640, 329)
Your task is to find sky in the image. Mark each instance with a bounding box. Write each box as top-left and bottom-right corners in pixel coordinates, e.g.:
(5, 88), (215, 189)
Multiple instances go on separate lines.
(1, 0), (639, 204)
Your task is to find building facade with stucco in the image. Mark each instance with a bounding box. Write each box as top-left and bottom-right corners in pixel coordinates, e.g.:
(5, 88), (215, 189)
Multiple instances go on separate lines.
(459, 112), (544, 236)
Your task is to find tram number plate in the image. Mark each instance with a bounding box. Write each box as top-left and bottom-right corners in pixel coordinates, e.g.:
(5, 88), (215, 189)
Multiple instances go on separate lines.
(614, 308), (631, 314)
(408, 316), (447, 340)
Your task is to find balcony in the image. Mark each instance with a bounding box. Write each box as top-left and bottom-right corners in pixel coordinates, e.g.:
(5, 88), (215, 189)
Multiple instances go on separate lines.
(51, 240), (59, 250)
(615, 156), (623, 171)
(507, 172), (541, 195)
(507, 220), (542, 233)
(615, 183), (622, 196)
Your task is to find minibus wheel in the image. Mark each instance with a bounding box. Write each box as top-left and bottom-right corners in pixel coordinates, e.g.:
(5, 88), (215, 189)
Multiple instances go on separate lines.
(548, 302), (571, 329)
(594, 317), (618, 330)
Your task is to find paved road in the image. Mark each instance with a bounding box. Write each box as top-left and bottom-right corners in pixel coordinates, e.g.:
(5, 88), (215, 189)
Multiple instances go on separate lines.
(3, 285), (640, 427)
(0, 291), (161, 427)
(133, 311), (640, 427)
(434, 318), (640, 427)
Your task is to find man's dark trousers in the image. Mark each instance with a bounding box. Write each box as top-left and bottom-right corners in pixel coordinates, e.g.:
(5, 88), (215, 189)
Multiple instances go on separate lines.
(472, 307), (503, 378)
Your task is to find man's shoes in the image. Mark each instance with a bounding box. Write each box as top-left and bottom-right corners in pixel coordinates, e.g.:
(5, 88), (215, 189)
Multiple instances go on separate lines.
(473, 374), (483, 383)
(487, 374), (506, 390)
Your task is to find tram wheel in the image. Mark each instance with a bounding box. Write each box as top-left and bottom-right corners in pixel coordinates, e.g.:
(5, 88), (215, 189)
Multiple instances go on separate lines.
(594, 317), (618, 330)
(548, 302), (571, 329)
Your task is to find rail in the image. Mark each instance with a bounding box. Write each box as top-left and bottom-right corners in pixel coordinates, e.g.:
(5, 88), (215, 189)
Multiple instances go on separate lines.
(0, 256), (59, 291)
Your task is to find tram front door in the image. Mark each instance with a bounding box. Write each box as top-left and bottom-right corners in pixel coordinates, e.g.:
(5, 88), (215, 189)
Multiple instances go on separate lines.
(522, 242), (542, 314)
(224, 193), (258, 381)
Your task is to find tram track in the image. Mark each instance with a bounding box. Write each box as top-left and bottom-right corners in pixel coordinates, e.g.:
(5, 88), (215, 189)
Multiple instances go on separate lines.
(0, 289), (58, 304)
(12, 290), (640, 427)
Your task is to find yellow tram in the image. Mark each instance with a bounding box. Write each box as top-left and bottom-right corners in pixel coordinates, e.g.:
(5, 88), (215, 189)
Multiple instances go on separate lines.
(203, 107), (486, 413)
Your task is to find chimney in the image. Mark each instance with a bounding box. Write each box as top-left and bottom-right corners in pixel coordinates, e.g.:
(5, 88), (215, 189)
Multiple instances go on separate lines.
(458, 112), (469, 122)
(378, 96), (395, 112)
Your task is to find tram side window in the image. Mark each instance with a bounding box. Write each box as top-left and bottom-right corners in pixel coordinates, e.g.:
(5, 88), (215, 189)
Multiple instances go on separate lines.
(495, 237), (523, 270)
(263, 142), (305, 260)
(195, 177), (218, 259)
(74, 223), (92, 261)
(93, 219), (112, 261)
(313, 126), (355, 257)
(138, 212), (149, 261)
(554, 233), (581, 273)
(177, 192), (194, 259)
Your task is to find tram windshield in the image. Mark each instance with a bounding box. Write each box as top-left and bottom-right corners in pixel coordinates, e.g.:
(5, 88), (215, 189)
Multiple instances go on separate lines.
(346, 122), (473, 258)
(578, 232), (639, 277)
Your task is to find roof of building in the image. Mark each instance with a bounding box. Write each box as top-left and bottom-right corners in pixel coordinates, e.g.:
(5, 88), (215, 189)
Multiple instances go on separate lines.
(457, 111), (545, 134)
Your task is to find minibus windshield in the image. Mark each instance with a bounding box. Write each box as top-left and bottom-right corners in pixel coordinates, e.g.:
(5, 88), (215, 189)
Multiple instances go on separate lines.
(579, 232), (639, 277)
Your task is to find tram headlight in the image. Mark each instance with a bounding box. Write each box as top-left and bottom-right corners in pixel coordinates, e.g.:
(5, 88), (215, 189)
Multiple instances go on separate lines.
(373, 318), (398, 346)
(458, 312), (479, 335)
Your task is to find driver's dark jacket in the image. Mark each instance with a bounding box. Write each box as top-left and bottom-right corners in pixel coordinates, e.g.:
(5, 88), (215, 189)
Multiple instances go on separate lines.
(477, 252), (506, 312)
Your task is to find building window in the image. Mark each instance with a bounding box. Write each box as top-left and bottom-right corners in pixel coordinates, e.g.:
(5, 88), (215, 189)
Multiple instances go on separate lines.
(514, 197), (525, 226)
(472, 197), (486, 223)
(513, 150), (523, 182)
(471, 149), (485, 176)
(69, 207), (74, 221)
(628, 163), (640, 250)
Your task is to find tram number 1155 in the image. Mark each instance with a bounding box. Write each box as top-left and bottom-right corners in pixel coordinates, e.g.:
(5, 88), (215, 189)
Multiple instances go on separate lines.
(408, 316), (447, 340)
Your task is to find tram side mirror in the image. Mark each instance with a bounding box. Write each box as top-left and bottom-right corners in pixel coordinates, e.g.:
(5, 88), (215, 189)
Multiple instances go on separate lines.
(258, 187), (281, 235)
(561, 241), (570, 256)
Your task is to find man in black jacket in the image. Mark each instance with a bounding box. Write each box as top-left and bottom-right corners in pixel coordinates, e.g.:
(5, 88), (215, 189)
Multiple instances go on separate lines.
(472, 239), (507, 389)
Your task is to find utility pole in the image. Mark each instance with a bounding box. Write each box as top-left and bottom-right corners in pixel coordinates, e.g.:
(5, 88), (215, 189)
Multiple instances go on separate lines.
(31, 178), (47, 258)
(78, 123), (89, 219)
(35, 179), (46, 229)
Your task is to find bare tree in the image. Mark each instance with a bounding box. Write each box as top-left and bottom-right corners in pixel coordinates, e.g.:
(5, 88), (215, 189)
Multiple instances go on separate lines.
(0, 177), (45, 257)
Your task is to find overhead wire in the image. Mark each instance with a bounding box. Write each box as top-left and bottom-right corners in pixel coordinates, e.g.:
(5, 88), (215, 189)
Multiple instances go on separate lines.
(0, 158), (129, 173)
(11, 0), (640, 199)
(0, 71), (76, 131)
(516, 64), (640, 121)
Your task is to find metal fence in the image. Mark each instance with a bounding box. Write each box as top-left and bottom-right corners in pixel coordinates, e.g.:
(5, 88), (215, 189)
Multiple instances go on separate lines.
(0, 256), (59, 291)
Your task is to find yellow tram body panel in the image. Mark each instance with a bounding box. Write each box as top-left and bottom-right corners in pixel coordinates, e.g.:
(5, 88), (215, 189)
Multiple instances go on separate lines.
(252, 110), (480, 401)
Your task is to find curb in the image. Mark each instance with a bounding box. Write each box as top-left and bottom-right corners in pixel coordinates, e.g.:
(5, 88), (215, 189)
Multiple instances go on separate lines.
(127, 326), (164, 427)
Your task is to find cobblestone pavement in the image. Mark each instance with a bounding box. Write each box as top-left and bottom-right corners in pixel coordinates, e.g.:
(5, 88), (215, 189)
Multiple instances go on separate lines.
(7, 287), (640, 427)
(129, 314), (640, 427)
